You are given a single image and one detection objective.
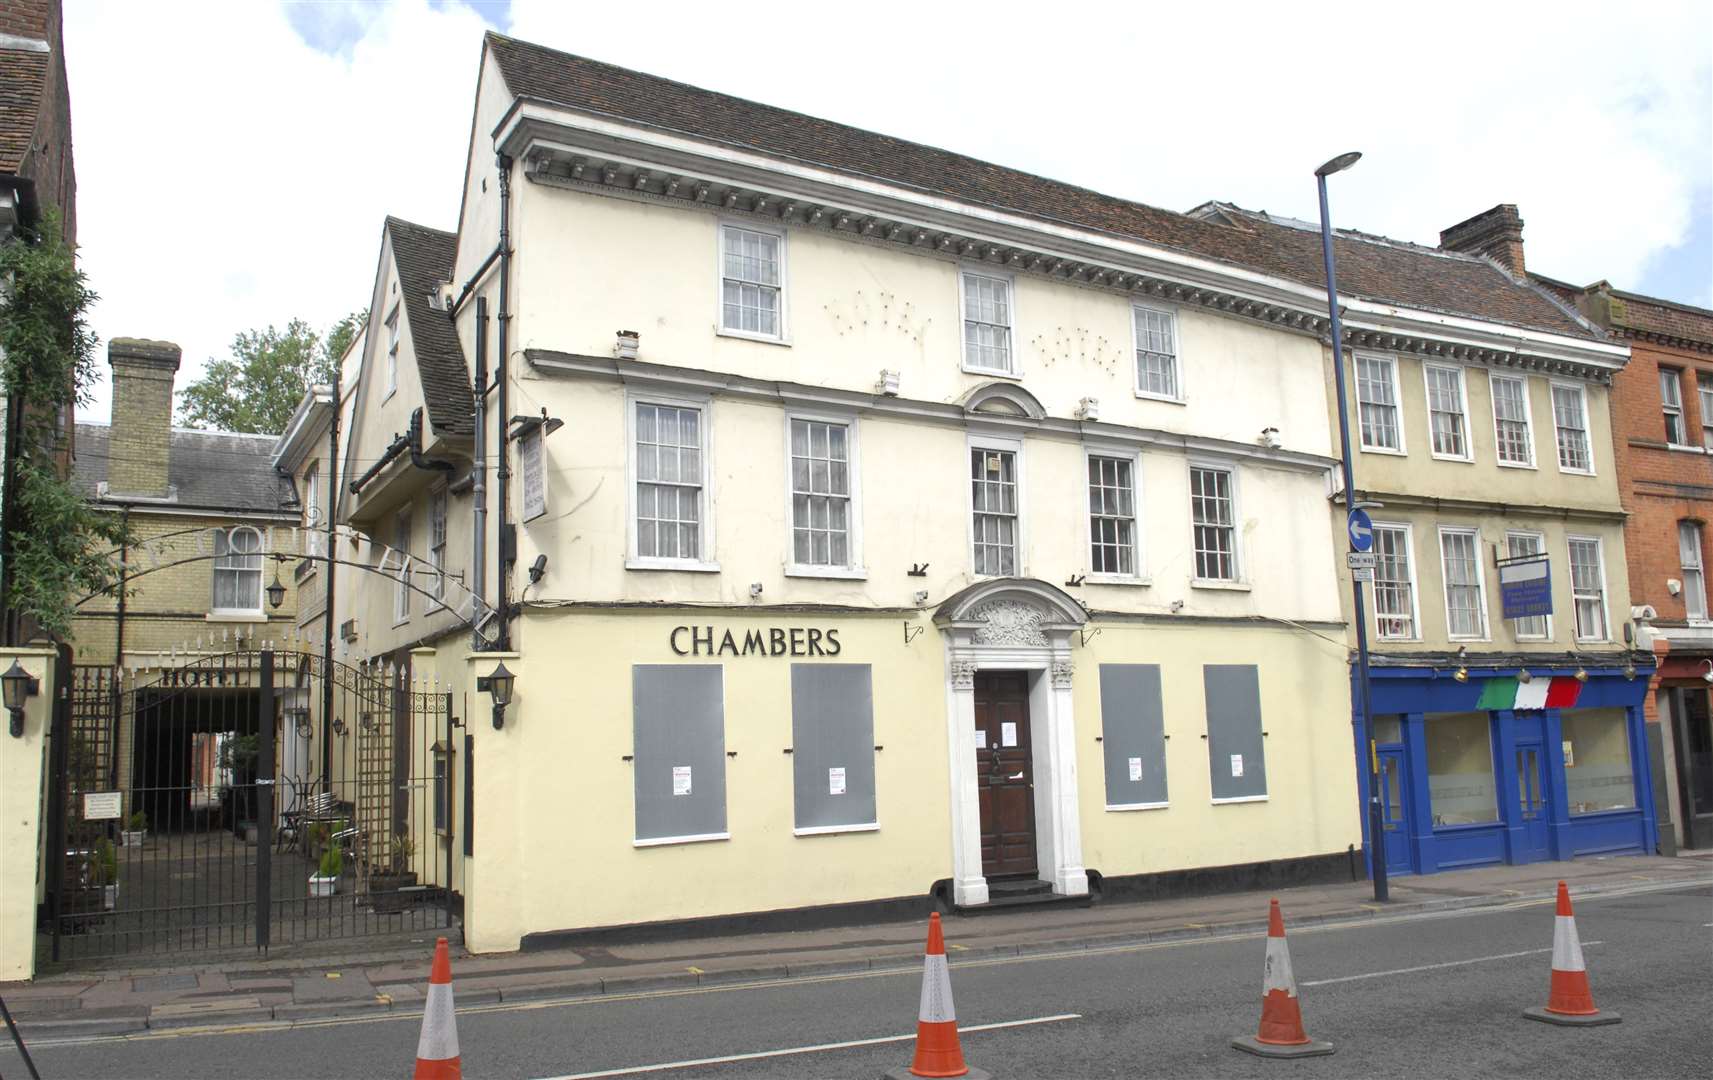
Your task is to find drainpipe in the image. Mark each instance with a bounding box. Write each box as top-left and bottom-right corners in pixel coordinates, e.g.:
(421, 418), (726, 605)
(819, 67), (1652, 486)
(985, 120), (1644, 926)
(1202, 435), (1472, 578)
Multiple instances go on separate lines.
(471, 298), (488, 650)
(321, 392), (339, 788)
(495, 154), (514, 651)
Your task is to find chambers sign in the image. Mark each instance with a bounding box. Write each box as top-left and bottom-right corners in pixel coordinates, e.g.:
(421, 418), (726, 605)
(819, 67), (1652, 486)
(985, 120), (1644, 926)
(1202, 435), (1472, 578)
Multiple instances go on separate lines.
(669, 625), (842, 657)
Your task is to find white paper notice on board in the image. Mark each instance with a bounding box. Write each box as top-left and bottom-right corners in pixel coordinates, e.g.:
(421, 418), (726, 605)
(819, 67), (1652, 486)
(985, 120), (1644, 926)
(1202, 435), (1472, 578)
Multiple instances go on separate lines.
(974, 729), (988, 749)
(829, 767), (846, 796)
(1230, 754), (1244, 778)
(1001, 722), (1018, 747)
(83, 791), (122, 820)
(672, 765), (692, 796)
(1128, 757), (1143, 783)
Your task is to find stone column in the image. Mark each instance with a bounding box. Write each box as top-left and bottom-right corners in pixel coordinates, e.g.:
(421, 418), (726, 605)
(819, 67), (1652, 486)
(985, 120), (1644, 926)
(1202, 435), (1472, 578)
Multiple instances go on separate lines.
(946, 659), (988, 907)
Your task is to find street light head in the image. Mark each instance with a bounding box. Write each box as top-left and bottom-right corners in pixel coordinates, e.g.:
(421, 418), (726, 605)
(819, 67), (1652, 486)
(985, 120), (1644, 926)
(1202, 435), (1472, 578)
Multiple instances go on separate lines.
(1315, 151), (1362, 178)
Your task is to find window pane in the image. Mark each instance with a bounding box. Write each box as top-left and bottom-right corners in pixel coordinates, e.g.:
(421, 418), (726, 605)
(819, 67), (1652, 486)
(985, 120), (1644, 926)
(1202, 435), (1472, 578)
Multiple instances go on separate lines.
(1562, 709), (1634, 813)
(1356, 356), (1400, 450)
(1492, 376), (1533, 465)
(1552, 385), (1591, 470)
(1190, 466), (1235, 580)
(790, 419), (854, 567)
(1427, 366), (1467, 457)
(1373, 526), (1414, 639)
(1569, 537), (1606, 639)
(1425, 712), (1498, 824)
(971, 447), (1018, 576)
(1681, 522), (1708, 622)
(1441, 531), (1484, 638)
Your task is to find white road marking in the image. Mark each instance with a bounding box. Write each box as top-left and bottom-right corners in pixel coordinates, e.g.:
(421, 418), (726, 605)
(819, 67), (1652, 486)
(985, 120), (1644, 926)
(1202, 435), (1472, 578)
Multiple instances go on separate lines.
(1301, 942), (1601, 987)
(531, 1013), (1081, 1079)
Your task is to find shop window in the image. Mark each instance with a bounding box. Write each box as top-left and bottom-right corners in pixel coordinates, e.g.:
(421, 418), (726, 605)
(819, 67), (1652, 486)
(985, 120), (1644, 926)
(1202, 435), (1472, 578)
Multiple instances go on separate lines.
(1204, 664), (1266, 801)
(632, 665), (727, 844)
(1425, 712), (1498, 825)
(1100, 665), (1168, 808)
(790, 664), (876, 833)
(1561, 708), (1635, 814)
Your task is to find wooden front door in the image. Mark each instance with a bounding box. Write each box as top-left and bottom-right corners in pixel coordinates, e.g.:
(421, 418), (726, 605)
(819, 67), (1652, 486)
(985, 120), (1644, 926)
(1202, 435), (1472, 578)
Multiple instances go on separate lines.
(974, 672), (1037, 878)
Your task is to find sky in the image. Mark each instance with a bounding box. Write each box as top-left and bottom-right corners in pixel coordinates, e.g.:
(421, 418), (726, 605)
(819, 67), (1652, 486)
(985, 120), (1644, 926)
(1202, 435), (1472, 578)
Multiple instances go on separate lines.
(63, 0), (1713, 427)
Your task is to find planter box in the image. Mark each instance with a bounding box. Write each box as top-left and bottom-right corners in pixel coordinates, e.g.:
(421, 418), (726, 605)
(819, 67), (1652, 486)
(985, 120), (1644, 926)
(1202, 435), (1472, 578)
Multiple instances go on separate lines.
(309, 874), (338, 898)
(367, 872), (419, 913)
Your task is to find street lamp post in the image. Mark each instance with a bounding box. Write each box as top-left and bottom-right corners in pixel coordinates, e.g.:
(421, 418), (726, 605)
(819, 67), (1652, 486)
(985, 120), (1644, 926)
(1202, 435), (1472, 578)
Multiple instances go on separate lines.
(1316, 151), (1388, 903)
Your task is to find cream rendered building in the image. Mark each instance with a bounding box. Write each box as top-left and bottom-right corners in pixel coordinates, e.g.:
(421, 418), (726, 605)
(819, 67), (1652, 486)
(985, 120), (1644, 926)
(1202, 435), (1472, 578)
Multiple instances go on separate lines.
(324, 33), (1636, 952)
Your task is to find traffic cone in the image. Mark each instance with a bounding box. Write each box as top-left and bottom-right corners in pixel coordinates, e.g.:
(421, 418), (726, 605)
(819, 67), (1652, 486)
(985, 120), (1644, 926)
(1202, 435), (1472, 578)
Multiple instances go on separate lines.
(413, 936), (462, 1078)
(883, 913), (991, 1080)
(1230, 899), (1334, 1058)
(1523, 882), (1620, 1026)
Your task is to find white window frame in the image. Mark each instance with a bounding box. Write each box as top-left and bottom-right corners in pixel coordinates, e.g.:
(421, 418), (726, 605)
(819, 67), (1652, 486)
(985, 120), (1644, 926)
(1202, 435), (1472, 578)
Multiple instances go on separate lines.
(1188, 458), (1246, 588)
(1131, 303), (1183, 403)
(1681, 521), (1708, 623)
(1423, 363), (1473, 462)
(782, 409), (865, 579)
(1084, 445), (1147, 584)
(428, 486), (448, 608)
(383, 303), (400, 400)
(519, 426), (547, 523)
(716, 220), (788, 344)
(1550, 381), (1595, 475)
(967, 432), (1025, 578)
(1488, 371), (1537, 469)
(1370, 522), (1420, 641)
(211, 526), (264, 616)
(1354, 353), (1405, 454)
(392, 508), (412, 626)
(626, 390), (719, 573)
(1504, 530), (1553, 641)
(959, 268), (1018, 377)
(1438, 526), (1489, 641)
(1660, 367), (1687, 446)
(1566, 534), (1610, 643)
(1698, 374), (1713, 448)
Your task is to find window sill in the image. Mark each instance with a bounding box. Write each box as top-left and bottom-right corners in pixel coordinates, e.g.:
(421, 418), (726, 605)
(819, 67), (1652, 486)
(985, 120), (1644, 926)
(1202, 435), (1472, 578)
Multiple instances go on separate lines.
(1447, 634), (1491, 643)
(1106, 801), (1169, 812)
(1573, 637), (1610, 645)
(1557, 467), (1597, 477)
(633, 832), (730, 849)
(1190, 578), (1251, 592)
(1359, 445), (1407, 456)
(1665, 443), (1707, 455)
(1133, 391), (1186, 406)
(960, 363), (1021, 380)
(207, 611), (265, 623)
(716, 327), (790, 347)
(1375, 635), (1422, 645)
(784, 565), (868, 581)
(626, 557), (722, 573)
(1495, 459), (1538, 470)
(793, 822), (879, 837)
(1211, 794), (1269, 805)
(1429, 453), (1475, 464)
(392, 618), (411, 629)
(1086, 574), (1151, 588)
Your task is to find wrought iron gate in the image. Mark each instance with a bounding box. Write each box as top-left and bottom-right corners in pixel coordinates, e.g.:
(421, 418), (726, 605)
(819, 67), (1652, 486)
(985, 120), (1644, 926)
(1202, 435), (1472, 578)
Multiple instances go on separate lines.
(45, 643), (457, 964)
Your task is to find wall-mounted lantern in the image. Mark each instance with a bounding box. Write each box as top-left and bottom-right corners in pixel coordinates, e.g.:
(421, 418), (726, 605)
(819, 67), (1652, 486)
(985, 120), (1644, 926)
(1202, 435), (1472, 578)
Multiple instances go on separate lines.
(477, 662), (515, 729)
(3, 660), (40, 738)
(266, 568), (287, 610)
(332, 715), (348, 738)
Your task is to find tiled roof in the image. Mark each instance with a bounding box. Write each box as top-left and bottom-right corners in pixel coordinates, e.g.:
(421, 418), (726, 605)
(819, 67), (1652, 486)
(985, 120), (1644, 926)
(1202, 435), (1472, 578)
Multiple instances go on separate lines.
(486, 32), (1597, 341)
(385, 217), (472, 437)
(73, 424), (295, 515)
(0, 46), (48, 174)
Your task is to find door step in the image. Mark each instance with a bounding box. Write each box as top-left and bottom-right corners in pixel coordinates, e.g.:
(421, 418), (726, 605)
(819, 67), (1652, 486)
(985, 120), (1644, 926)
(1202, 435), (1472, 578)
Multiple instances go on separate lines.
(954, 879), (1092, 915)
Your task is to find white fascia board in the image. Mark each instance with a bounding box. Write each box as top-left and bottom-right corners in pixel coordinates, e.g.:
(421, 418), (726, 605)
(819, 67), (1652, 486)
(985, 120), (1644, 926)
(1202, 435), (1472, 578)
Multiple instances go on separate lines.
(271, 389), (335, 470)
(1340, 301), (1630, 370)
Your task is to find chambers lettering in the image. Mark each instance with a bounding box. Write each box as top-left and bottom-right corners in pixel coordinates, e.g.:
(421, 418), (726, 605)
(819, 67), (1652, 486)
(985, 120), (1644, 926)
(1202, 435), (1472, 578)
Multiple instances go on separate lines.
(669, 625), (841, 658)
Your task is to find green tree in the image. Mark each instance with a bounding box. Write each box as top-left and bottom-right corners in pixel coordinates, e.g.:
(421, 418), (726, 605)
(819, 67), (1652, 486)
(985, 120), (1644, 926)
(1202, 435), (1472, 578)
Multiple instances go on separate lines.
(176, 310), (365, 435)
(0, 210), (130, 640)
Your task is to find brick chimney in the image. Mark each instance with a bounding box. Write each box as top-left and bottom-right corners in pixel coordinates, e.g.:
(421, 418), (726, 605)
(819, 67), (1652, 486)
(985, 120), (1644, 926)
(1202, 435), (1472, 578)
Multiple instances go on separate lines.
(1439, 204), (1526, 275)
(106, 338), (181, 499)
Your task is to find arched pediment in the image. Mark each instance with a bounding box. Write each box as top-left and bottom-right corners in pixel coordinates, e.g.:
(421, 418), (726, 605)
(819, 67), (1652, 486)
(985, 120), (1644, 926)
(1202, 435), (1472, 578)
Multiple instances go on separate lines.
(934, 577), (1087, 647)
(960, 382), (1047, 421)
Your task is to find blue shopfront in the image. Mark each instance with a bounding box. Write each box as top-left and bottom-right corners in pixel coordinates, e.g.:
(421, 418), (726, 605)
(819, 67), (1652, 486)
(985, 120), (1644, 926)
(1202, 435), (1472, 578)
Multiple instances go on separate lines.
(1355, 659), (1658, 876)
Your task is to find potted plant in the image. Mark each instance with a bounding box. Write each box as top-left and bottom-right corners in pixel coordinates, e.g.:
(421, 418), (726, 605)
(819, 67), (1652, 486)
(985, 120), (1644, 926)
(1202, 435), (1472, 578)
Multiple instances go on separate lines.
(310, 845), (342, 898)
(368, 836), (419, 913)
(93, 838), (119, 910)
(306, 820), (332, 863)
(121, 810), (148, 848)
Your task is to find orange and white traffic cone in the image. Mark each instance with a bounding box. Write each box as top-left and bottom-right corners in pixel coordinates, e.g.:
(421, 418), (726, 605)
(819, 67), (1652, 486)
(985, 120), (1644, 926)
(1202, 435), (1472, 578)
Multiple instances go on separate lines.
(413, 936), (462, 1079)
(1523, 881), (1620, 1027)
(884, 913), (990, 1080)
(1230, 899), (1334, 1058)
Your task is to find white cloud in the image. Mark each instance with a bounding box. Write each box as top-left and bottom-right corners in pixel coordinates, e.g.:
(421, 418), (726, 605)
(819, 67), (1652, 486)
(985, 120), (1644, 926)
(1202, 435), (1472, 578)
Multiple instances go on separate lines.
(66, 0), (1711, 424)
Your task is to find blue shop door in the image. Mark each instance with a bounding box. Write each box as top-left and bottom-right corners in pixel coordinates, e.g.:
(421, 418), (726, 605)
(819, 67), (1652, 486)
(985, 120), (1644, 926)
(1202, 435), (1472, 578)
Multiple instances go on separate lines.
(1513, 738), (1551, 863)
(1378, 747), (1412, 875)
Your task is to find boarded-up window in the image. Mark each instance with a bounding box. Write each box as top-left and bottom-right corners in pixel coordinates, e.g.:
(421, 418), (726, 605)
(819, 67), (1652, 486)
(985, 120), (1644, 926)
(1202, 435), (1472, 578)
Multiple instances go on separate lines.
(790, 665), (877, 831)
(1099, 665), (1168, 808)
(1204, 664), (1267, 800)
(632, 665), (727, 842)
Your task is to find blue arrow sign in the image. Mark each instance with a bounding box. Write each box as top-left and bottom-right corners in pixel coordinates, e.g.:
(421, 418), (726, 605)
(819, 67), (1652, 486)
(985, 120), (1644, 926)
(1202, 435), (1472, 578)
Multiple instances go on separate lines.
(1347, 508), (1374, 553)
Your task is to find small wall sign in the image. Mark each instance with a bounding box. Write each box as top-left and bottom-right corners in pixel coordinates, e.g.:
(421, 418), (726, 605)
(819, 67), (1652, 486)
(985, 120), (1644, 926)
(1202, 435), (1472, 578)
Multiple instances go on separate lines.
(83, 791), (123, 820)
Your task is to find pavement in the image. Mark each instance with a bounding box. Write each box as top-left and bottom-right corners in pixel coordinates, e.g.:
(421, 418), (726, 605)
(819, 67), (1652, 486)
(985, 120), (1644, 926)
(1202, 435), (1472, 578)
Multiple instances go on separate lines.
(4, 850), (1709, 1044)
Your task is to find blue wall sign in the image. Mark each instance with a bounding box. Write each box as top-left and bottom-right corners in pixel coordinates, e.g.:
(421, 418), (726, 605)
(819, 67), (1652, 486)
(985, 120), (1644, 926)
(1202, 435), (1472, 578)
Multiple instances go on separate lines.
(1347, 508), (1374, 552)
(1498, 555), (1553, 619)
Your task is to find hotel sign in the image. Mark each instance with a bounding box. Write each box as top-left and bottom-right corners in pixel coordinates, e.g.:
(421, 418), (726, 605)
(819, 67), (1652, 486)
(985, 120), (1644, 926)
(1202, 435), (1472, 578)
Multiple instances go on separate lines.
(1498, 555), (1553, 619)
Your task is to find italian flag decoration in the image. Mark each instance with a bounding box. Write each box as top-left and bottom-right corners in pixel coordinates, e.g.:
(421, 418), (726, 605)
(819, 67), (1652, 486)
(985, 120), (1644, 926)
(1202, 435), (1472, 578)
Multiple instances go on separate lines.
(1474, 676), (1584, 711)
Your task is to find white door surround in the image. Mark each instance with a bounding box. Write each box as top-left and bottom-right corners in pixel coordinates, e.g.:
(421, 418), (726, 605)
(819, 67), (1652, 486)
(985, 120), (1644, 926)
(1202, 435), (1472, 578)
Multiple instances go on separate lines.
(936, 578), (1089, 907)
